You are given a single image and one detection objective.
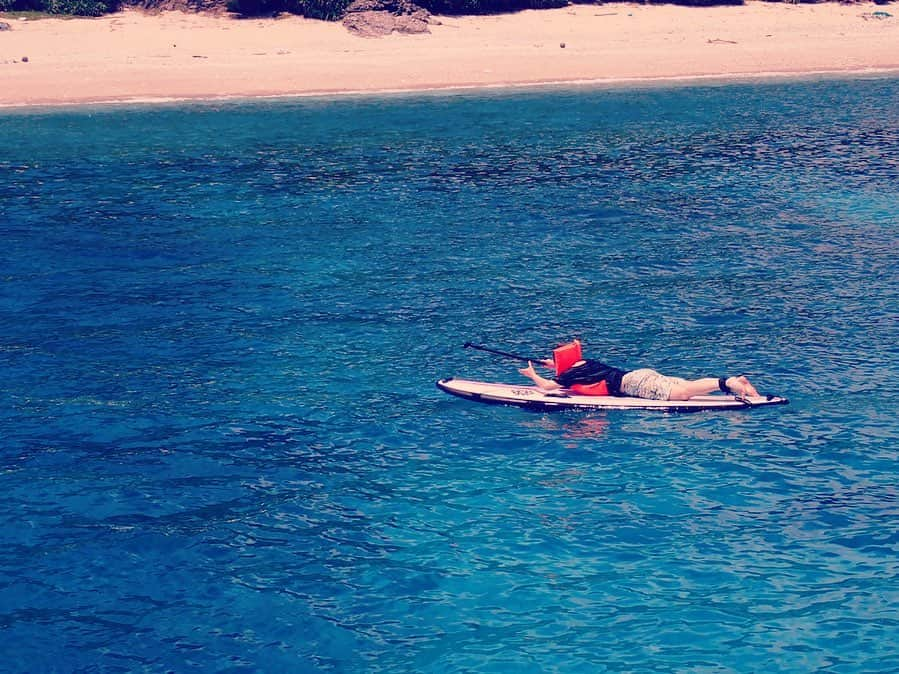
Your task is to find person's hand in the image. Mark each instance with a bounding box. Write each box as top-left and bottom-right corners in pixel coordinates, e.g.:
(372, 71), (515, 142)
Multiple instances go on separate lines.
(518, 361), (536, 377)
(540, 358), (554, 369)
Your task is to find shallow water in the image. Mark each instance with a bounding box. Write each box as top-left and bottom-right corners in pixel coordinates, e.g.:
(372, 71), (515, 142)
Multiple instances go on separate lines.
(2, 77), (898, 672)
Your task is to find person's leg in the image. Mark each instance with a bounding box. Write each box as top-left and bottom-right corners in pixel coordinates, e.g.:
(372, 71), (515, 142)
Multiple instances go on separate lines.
(620, 369), (676, 400)
(667, 378), (720, 401)
(668, 375), (758, 401)
(621, 370), (760, 401)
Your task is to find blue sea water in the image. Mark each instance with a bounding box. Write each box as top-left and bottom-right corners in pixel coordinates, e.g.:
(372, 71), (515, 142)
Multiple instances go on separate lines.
(1, 77), (898, 673)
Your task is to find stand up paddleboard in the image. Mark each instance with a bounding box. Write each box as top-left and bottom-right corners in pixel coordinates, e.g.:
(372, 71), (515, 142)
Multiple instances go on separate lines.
(436, 378), (789, 413)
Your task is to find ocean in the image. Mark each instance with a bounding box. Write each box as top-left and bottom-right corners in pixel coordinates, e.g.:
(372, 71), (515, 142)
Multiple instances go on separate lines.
(1, 76), (898, 672)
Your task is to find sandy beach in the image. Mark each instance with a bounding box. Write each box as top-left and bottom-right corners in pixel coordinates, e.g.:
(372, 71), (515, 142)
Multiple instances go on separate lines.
(1, 2), (898, 106)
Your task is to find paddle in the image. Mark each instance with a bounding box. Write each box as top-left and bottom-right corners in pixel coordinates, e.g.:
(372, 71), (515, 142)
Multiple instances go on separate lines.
(462, 342), (542, 364)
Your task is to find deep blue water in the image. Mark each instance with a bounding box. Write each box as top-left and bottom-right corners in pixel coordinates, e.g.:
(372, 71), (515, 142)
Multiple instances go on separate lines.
(2, 77), (898, 673)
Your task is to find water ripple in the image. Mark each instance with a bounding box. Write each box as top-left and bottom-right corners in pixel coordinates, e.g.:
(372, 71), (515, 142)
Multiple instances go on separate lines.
(2, 77), (898, 672)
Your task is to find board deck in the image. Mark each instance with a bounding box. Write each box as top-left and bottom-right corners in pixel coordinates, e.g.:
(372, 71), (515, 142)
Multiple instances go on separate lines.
(436, 378), (789, 413)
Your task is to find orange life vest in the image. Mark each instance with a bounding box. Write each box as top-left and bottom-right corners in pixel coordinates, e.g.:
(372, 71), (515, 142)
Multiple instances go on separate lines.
(554, 340), (610, 396)
(570, 381), (610, 396)
(553, 340), (583, 376)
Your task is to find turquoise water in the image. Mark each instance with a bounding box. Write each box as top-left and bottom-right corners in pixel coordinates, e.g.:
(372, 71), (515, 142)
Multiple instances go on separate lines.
(2, 77), (898, 672)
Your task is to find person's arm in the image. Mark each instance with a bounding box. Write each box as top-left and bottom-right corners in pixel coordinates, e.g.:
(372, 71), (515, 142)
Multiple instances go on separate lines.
(518, 361), (562, 390)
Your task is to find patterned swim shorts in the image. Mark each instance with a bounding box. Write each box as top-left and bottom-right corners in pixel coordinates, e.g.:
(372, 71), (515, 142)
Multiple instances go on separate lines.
(619, 368), (687, 401)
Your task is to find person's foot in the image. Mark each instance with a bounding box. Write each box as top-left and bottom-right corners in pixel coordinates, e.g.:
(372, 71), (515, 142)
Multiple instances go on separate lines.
(726, 375), (758, 397)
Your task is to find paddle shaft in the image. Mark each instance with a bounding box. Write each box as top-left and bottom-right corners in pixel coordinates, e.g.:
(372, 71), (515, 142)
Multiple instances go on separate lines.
(463, 342), (542, 364)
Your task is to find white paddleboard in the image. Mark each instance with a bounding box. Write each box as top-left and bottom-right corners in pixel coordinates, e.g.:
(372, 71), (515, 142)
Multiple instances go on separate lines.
(437, 378), (789, 413)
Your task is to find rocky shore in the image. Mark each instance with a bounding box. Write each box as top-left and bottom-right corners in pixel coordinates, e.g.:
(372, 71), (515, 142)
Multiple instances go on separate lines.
(342, 0), (433, 36)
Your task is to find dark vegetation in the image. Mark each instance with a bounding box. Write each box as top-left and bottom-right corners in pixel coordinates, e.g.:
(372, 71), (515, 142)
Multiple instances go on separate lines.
(222, 0), (350, 20)
(0, 0), (120, 15)
(0, 0), (886, 20)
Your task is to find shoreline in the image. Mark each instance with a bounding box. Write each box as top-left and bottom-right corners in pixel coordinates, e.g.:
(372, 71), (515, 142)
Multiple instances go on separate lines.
(5, 67), (897, 111)
(2, 2), (898, 108)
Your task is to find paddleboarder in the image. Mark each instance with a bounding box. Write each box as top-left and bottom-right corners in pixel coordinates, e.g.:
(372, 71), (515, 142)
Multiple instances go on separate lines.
(517, 340), (759, 401)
